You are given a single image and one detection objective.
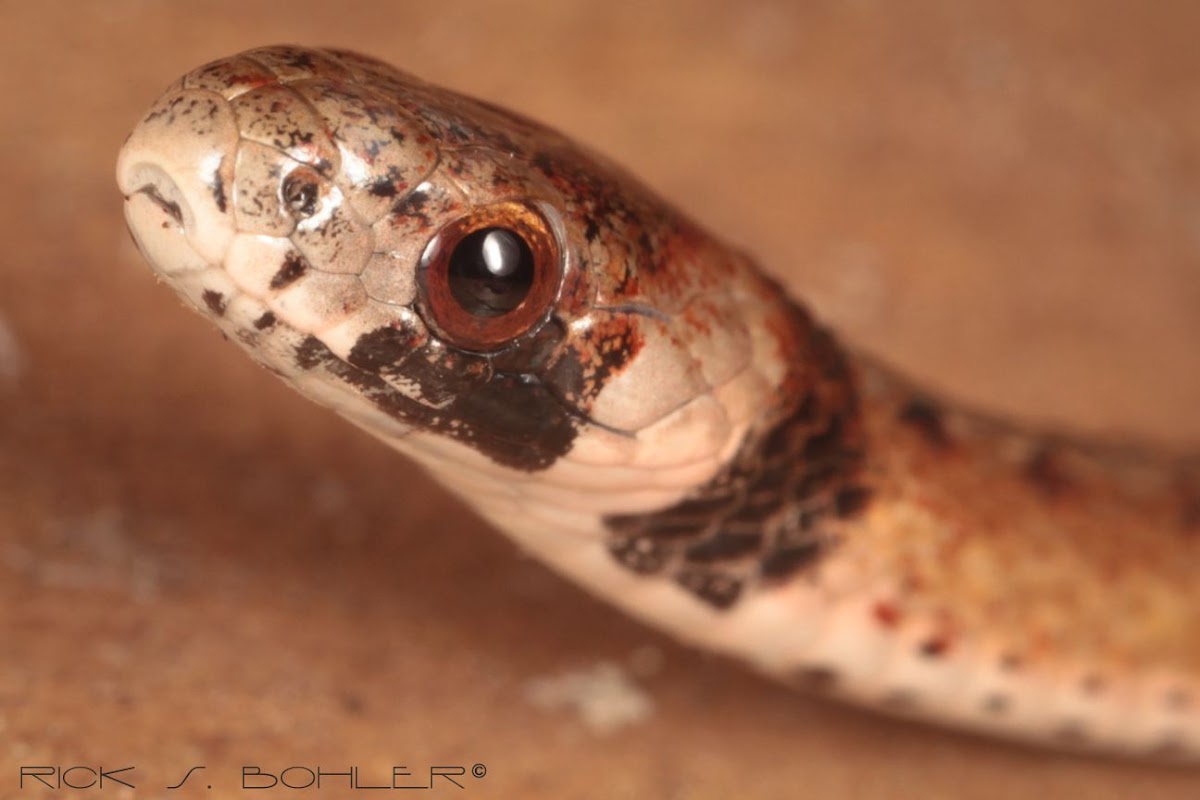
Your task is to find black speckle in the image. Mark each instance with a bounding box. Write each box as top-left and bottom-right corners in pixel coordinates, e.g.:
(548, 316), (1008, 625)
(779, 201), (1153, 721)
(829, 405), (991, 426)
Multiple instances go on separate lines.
(253, 311), (277, 330)
(391, 188), (431, 220)
(201, 289), (227, 316)
(584, 217), (601, 242)
(270, 252), (308, 290)
(288, 51), (316, 70)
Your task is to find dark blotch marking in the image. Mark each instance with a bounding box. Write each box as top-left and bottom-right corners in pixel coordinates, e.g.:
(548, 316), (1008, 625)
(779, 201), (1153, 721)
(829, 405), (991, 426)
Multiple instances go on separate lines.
(211, 166), (227, 213)
(675, 569), (743, 609)
(368, 178), (399, 198)
(685, 531), (763, 563)
(292, 330), (578, 471)
(834, 486), (872, 517)
(584, 217), (601, 242)
(601, 314), (868, 605)
(253, 311), (277, 330)
(270, 252), (308, 290)
(608, 536), (667, 575)
(391, 188), (432, 225)
(201, 289), (227, 316)
(760, 540), (825, 580)
(1025, 448), (1072, 497)
(347, 325), (421, 374)
(641, 517), (712, 540)
(918, 636), (951, 659)
(898, 398), (952, 449)
(294, 335), (330, 370)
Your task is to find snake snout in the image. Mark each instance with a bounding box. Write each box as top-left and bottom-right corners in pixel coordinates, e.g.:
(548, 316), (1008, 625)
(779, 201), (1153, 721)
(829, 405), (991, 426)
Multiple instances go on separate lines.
(117, 87), (241, 274)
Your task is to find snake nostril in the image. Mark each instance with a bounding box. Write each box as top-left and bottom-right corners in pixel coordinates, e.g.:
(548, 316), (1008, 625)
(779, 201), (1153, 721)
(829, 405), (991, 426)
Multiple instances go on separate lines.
(121, 162), (191, 232)
(136, 183), (185, 226)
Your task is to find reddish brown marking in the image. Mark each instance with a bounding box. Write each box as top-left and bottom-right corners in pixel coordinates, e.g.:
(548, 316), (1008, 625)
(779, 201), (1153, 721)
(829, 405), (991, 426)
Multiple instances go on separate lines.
(872, 601), (902, 628)
(919, 636), (952, 659)
(1024, 448), (1073, 498)
(898, 398), (952, 449)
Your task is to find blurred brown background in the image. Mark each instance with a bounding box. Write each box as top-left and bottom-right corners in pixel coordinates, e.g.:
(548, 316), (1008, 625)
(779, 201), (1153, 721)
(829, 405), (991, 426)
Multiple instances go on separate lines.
(3, 1), (1200, 798)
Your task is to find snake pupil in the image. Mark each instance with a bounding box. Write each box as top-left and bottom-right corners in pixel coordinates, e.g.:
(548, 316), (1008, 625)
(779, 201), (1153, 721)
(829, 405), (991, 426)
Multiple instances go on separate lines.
(447, 227), (535, 316)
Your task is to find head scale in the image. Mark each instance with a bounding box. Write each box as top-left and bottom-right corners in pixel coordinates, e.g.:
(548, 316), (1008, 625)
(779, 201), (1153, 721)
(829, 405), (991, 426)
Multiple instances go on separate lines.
(117, 46), (793, 516)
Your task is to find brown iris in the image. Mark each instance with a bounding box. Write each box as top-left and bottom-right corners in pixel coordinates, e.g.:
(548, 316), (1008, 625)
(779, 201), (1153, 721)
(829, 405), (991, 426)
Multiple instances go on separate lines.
(418, 201), (561, 351)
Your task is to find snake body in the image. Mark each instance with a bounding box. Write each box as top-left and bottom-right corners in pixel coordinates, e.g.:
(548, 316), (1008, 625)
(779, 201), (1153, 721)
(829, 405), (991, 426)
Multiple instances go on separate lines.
(117, 46), (1200, 759)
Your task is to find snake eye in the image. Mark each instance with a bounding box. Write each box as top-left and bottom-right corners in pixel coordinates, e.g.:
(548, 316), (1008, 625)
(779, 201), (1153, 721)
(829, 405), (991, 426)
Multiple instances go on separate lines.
(448, 228), (534, 316)
(281, 169), (321, 218)
(419, 201), (562, 351)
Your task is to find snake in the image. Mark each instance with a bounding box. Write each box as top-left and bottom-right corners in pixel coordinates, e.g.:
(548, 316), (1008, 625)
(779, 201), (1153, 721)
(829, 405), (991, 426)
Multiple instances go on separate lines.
(116, 45), (1200, 760)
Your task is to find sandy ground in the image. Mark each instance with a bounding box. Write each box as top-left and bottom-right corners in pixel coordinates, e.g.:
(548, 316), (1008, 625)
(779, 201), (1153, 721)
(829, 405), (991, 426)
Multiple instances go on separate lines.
(3, 2), (1200, 797)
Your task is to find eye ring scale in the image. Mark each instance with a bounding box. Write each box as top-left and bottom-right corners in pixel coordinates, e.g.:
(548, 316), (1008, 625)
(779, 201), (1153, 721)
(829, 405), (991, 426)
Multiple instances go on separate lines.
(417, 201), (563, 352)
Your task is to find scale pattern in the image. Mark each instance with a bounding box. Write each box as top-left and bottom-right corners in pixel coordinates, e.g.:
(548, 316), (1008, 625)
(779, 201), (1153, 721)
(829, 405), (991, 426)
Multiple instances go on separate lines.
(117, 45), (1200, 760)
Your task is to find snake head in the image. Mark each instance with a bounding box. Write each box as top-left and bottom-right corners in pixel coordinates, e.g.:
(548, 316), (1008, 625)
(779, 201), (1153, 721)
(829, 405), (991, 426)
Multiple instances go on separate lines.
(117, 46), (793, 512)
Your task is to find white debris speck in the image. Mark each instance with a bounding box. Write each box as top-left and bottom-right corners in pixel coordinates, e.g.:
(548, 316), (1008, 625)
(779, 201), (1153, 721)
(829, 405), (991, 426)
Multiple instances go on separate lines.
(524, 661), (654, 735)
(0, 311), (23, 384)
(15, 508), (165, 601)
